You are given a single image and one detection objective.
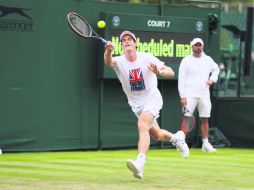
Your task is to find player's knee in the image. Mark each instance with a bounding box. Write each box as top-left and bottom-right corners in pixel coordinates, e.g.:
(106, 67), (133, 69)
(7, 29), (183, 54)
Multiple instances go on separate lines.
(137, 121), (149, 132)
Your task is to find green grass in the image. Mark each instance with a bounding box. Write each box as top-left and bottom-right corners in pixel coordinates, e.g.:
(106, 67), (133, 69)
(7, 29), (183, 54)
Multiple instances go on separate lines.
(0, 148), (253, 190)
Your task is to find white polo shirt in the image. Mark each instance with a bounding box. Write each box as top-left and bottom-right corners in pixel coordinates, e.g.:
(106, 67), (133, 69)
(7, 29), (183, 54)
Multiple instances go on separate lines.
(178, 52), (219, 98)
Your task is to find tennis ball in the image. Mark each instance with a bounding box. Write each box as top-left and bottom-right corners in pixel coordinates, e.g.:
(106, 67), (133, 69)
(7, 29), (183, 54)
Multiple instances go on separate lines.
(97, 20), (106, 28)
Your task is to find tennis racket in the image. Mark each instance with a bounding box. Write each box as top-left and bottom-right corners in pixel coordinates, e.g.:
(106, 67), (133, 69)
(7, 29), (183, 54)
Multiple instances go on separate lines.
(67, 12), (108, 45)
(180, 106), (196, 135)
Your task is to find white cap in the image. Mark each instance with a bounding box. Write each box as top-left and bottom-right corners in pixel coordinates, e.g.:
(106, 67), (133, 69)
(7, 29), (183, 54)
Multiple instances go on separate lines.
(191, 38), (204, 46)
(120, 31), (136, 42)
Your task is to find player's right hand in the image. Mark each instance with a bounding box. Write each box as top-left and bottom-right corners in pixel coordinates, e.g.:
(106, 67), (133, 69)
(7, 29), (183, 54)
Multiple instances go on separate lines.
(105, 41), (115, 51)
(180, 98), (187, 106)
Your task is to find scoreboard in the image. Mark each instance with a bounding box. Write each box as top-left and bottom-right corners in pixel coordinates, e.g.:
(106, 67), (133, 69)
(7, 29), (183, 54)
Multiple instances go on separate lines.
(100, 13), (208, 79)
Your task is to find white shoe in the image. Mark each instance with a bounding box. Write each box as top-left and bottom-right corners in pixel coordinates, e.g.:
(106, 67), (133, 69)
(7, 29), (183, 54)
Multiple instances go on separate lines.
(202, 142), (217, 152)
(127, 159), (143, 179)
(172, 131), (189, 158)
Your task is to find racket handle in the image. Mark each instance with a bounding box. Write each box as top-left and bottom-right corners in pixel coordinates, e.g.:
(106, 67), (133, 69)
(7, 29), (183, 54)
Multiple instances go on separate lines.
(100, 38), (108, 45)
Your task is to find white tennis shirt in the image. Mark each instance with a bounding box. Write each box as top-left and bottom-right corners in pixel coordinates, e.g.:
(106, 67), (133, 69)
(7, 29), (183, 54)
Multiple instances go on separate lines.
(113, 52), (164, 108)
(178, 52), (220, 98)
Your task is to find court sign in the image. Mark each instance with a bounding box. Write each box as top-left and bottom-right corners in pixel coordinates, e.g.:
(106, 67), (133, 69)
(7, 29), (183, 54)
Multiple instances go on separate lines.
(100, 13), (208, 79)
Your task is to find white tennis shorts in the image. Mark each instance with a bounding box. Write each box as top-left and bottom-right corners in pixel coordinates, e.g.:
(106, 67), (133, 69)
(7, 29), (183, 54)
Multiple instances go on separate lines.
(132, 93), (163, 120)
(185, 97), (211, 118)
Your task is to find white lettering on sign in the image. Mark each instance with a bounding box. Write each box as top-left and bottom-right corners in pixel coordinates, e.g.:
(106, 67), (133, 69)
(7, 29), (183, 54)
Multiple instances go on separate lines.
(147, 20), (170, 28)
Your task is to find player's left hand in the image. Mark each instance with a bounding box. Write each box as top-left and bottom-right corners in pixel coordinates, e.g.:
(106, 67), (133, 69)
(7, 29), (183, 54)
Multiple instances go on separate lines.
(205, 79), (214, 87)
(148, 63), (160, 75)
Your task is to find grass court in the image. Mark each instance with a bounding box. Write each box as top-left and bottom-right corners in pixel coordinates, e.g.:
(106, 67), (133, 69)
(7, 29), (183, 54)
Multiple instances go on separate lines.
(0, 148), (253, 190)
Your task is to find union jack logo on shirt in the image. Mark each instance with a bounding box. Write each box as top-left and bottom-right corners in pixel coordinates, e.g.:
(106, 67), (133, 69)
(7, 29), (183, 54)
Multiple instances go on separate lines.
(129, 68), (145, 91)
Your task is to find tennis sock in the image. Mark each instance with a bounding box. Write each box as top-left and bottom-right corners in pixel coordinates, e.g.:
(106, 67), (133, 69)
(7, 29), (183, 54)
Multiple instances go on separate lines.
(137, 153), (146, 166)
(202, 138), (209, 144)
(169, 134), (176, 143)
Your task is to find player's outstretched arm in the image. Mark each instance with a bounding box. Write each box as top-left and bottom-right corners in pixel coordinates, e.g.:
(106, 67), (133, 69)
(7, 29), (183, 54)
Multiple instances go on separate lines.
(104, 42), (116, 69)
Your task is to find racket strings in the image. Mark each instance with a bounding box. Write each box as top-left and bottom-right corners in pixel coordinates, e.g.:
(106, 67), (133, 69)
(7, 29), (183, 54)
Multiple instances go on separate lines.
(181, 107), (196, 134)
(182, 116), (194, 127)
(71, 16), (91, 37)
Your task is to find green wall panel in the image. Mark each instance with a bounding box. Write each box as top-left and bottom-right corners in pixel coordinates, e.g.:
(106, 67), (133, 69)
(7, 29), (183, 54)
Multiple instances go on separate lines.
(215, 98), (254, 148)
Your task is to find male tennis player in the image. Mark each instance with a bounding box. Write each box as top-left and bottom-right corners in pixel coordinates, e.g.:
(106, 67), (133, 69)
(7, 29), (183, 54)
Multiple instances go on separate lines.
(178, 38), (220, 152)
(104, 31), (189, 179)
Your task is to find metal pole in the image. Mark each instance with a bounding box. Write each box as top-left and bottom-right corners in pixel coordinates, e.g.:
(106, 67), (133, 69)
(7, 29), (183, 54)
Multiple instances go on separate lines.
(237, 38), (242, 97)
(160, 0), (164, 16)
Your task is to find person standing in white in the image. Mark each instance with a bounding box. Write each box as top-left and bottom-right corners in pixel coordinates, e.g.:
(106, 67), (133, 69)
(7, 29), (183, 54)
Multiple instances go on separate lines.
(104, 31), (189, 179)
(178, 38), (220, 152)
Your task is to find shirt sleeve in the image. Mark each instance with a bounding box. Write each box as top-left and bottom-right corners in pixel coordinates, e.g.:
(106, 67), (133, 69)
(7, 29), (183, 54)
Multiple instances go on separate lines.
(149, 53), (164, 68)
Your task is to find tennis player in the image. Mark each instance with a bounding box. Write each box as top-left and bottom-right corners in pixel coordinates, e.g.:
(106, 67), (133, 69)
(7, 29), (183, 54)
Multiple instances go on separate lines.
(104, 31), (189, 179)
(178, 38), (220, 152)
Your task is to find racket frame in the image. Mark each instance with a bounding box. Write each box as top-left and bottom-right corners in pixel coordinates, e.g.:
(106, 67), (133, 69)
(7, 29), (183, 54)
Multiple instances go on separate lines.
(67, 12), (107, 44)
(181, 106), (196, 134)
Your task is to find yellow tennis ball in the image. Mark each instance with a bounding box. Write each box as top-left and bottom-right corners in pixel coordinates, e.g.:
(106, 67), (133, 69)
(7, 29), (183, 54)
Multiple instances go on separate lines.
(97, 20), (106, 28)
